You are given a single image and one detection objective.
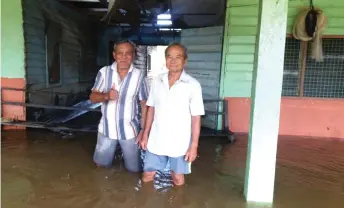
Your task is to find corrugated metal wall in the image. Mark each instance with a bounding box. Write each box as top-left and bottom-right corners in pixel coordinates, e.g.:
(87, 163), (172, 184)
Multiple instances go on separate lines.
(97, 27), (180, 67)
(134, 46), (147, 74)
(180, 26), (224, 130)
(22, 0), (98, 105)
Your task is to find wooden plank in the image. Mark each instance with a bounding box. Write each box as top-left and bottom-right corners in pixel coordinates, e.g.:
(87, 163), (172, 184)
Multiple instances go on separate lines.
(26, 59), (46, 69)
(26, 67), (46, 76)
(63, 77), (79, 84)
(180, 26), (223, 37)
(229, 0), (259, 7)
(224, 71), (253, 81)
(186, 44), (222, 52)
(24, 15), (45, 28)
(203, 101), (220, 110)
(197, 79), (220, 89)
(227, 36), (256, 44)
(24, 25), (45, 37)
(185, 61), (221, 70)
(225, 63), (254, 71)
(187, 52), (222, 61)
(227, 44), (256, 54)
(186, 70), (220, 79)
(227, 26), (258, 36)
(299, 41), (308, 97)
(229, 17), (259, 26)
(228, 6), (259, 17)
(181, 35), (223, 45)
(25, 53), (46, 62)
(226, 54), (255, 63)
(25, 35), (45, 46)
(27, 74), (46, 84)
(25, 43), (46, 54)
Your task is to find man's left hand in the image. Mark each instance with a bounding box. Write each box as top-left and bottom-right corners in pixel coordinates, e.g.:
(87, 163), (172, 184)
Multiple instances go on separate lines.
(185, 146), (198, 162)
(135, 130), (144, 144)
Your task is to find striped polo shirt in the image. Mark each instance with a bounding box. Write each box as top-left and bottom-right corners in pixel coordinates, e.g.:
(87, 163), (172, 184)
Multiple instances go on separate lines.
(92, 62), (149, 140)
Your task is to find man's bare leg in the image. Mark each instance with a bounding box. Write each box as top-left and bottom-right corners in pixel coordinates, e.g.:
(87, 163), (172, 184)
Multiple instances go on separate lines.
(171, 171), (185, 186)
(142, 171), (156, 183)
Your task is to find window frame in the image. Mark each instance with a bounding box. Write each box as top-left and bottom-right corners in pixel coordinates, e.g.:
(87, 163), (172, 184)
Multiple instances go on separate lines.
(45, 34), (62, 88)
(284, 35), (344, 98)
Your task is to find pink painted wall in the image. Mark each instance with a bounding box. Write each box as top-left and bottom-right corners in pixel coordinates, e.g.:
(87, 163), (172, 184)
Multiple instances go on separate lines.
(225, 97), (344, 138)
(1, 78), (26, 130)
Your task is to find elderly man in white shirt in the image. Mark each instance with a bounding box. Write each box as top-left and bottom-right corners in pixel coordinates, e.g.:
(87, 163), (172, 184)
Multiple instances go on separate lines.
(140, 43), (205, 186)
(89, 40), (149, 172)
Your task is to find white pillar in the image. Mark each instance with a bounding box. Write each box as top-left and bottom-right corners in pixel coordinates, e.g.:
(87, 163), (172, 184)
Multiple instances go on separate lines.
(244, 0), (288, 203)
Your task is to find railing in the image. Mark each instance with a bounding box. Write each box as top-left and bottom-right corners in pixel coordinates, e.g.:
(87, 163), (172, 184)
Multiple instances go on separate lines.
(1, 87), (235, 142)
(1, 101), (101, 112)
(1, 87), (90, 96)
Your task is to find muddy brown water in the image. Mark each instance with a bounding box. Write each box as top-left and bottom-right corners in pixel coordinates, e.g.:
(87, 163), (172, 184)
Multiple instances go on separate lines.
(1, 130), (344, 208)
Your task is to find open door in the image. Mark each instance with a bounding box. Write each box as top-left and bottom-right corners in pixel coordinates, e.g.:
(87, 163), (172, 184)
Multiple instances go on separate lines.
(180, 26), (224, 130)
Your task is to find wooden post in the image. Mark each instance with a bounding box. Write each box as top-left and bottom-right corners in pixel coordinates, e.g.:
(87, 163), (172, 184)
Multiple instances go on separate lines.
(299, 41), (308, 97)
(244, 0), (288, 203)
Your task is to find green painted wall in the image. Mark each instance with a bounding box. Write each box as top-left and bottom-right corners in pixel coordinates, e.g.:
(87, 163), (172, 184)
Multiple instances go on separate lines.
(1, 0), (25, 78)
(220, 0), (344, 98)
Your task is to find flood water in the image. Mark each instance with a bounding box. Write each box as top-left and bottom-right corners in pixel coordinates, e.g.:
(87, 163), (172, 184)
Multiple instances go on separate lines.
(1, 130), (344, 208)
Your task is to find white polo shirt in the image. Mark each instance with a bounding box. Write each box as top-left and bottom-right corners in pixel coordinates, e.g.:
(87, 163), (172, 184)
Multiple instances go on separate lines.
(146, 71), (205, 157)
(92, 62), (149, 140)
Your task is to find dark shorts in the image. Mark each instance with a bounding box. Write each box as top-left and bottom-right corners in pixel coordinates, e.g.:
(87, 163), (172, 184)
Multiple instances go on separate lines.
(143, 150), (192, 174)
(93, 133), (140, 172)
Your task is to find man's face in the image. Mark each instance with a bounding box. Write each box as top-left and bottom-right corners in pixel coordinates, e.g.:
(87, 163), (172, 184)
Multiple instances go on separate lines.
(113, 43), (134, 70)
(165, 46), (187, 73)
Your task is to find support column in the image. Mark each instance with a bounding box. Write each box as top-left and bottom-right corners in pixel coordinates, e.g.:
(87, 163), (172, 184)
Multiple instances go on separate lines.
(244, 0), (288, 203)
(1, 0), (26, 129)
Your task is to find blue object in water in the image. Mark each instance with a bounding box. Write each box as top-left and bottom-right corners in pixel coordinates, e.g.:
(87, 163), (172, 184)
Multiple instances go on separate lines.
(46, 100), (101, 124)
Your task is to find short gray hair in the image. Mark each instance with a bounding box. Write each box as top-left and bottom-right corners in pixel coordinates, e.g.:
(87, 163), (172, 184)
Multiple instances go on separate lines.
(165, 43), (188, 59)
(113, 39), (136, 53)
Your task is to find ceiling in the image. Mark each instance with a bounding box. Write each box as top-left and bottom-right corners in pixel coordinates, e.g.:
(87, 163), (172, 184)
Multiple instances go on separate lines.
(57, 0), (226, 28)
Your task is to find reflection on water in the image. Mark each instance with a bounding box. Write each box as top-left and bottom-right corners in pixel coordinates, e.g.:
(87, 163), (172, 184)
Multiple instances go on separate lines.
(1, 130), (344, 208)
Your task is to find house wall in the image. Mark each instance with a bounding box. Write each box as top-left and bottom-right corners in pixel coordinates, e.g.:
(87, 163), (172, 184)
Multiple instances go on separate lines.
(97, 27), (180, 67)
(180, 27), (225, 130)
(1, 0), (26, 129)
(22, 0), (99, 106)
(220, 0), (344, 138)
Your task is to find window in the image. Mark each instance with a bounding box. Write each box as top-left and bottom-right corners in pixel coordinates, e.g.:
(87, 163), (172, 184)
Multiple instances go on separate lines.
(282, 38), (301, 96)
(45, 20), (62, 86)
(76, 41), (86, 82)
(47, 42), (61, 85)
(282, 37), (344, 98)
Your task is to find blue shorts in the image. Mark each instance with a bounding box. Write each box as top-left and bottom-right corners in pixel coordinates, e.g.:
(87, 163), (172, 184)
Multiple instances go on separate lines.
(93, 133), (141, 172)
(143, 150), (192, 174)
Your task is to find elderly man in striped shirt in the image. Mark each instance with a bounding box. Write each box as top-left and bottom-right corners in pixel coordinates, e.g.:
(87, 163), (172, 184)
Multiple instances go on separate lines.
(89, 40), (149, 172)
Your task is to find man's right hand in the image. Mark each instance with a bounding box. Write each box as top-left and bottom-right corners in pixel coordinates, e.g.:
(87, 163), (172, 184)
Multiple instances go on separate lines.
(106, 84), (119, 100)
(140, 132), (149, 150)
